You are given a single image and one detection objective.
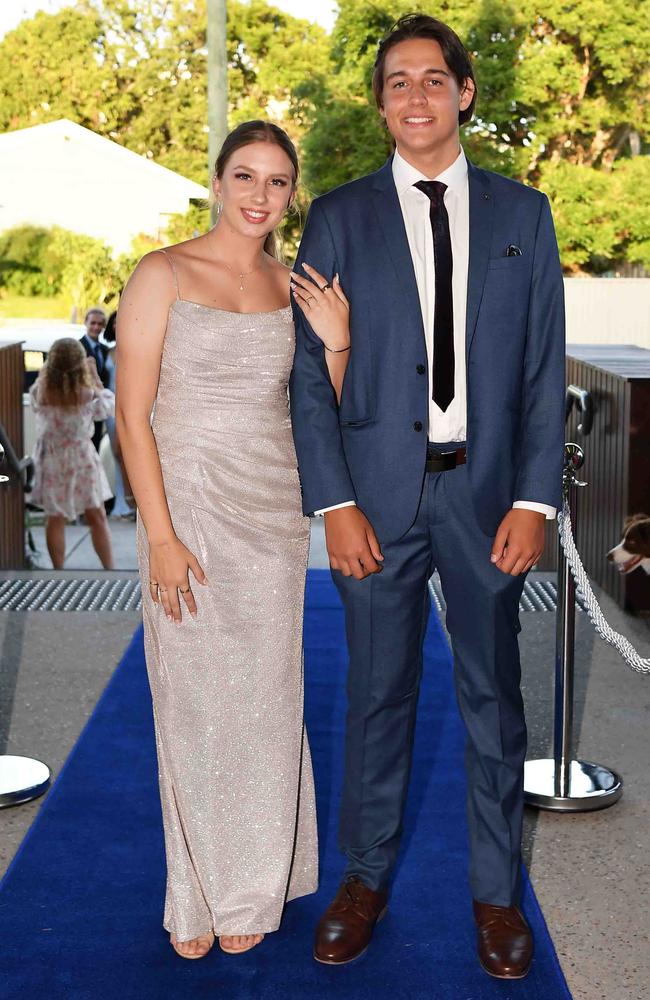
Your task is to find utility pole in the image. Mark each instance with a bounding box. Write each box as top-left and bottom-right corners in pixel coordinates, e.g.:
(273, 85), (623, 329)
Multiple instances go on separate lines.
(207, 0), (228, 225)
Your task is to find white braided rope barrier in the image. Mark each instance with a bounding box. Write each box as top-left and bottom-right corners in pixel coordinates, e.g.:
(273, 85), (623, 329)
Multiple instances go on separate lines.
(558, 497), (650, 675)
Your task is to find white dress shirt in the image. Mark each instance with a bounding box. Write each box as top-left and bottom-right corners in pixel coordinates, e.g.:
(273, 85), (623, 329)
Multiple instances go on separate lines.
(395, 145), (470, 442)
(315, 147), (555, 521)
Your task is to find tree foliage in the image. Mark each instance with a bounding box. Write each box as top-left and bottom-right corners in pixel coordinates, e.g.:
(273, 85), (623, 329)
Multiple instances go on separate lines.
(300, 0), (650, 271)
(0, 0), (328, 185)
(0, 226), (62, 296)
(540, 157), (650, 270)
(0, 0), (648, 275)
(0, 8), (121, 137)
(0, 223), (166, 313)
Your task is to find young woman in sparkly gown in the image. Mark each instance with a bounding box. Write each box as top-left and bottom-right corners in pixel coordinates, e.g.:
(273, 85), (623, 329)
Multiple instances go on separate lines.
(116, 122), (350, 959)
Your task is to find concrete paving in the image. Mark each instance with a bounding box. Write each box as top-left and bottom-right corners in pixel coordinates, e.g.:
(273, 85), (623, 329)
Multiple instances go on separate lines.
(27, 515), (139, 572)
(520, 596), (650, 1000)
(1, 517), (649, 998)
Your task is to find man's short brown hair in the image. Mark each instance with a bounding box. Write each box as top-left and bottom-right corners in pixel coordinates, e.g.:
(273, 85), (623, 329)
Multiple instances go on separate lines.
(372, 13), (477, 125)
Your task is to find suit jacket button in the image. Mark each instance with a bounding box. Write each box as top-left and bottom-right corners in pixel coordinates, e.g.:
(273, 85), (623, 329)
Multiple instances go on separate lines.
(413, 421), (423, 432)
(416, 364), (426, 375)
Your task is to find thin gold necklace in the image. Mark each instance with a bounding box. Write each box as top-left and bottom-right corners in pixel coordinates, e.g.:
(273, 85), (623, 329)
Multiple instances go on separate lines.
(209, 224), (266, 291)
(220, 256), (265, 292)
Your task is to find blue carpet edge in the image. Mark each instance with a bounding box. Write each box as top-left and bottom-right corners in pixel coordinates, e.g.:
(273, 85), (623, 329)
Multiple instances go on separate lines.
(0, 623), (145, 894)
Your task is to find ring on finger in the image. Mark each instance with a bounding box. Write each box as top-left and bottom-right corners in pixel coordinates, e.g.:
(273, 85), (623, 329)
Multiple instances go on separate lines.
(149, 580), (158, 588)
(179, 587), (191, 594)
(159, 587), (168, 593)
(320, 282), (332, 291)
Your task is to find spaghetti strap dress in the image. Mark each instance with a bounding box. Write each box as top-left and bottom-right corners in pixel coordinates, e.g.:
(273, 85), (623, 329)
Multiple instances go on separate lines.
(136, 250), (317, 940)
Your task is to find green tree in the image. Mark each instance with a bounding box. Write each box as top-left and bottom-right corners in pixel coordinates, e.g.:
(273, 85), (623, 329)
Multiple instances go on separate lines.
(0, 7), (126, 135)
(2, 1), (648, 273)
(0, 226), (62, 296)
(0, 0), (329, 185)
(300, 0), (650, 271)
(613, 159), (650, 269)
(0, 225), (121, 307)
(466, 0), (650, 180)
(47, 228), (118, 313)
(296, 81), (391, 198)
(164, 203), (211, 245)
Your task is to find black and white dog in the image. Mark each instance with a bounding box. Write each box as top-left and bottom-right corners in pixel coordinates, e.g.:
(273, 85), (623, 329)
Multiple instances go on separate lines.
(607, 514), (650, 575)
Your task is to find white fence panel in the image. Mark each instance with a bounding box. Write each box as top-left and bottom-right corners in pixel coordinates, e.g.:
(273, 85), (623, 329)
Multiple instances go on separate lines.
(564, 278), (650, 348)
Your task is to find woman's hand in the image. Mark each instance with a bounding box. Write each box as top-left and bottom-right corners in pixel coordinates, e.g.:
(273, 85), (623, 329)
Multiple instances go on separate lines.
(291, 263), (350, 352)
(148, 536), (208, 624)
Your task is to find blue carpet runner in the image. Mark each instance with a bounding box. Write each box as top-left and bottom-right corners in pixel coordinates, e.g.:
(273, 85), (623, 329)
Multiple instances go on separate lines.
(0, 570), (571, 999)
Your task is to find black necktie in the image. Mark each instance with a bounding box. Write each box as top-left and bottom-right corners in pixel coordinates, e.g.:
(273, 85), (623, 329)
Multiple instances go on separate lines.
(414, 180), (454, 412)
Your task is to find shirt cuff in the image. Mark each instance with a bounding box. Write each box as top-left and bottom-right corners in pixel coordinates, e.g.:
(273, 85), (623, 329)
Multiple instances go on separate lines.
(513, 501), (557, 520)
(313, 501), (357, 516)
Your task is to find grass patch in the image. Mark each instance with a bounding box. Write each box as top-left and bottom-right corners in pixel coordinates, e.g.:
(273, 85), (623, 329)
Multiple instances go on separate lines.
(0, 293), (70, 320)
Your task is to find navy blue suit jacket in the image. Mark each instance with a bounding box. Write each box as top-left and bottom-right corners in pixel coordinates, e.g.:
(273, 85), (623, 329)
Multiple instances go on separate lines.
(289, 156), (566, 543)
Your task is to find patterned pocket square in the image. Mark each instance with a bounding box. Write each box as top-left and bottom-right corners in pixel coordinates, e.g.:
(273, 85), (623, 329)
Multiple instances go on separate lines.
(505, 244), (523, 256)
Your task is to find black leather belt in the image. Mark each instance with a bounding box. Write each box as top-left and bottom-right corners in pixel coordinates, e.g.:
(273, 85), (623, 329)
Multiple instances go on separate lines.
(426, 445), (467, 473)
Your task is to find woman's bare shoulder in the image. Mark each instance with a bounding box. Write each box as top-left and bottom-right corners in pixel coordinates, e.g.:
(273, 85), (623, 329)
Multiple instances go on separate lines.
(131, 248), (172, 280)
(120, 250), (177, 320)
(127, 245), (185, 298)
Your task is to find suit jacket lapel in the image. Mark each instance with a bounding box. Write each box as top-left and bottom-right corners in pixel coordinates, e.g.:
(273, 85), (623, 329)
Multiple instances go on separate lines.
(466, 162), (493, 360)
(371, 158), (425, 343)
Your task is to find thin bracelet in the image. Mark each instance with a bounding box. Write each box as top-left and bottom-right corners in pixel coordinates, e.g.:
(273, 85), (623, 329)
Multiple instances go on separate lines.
(324, 344), (351, 353)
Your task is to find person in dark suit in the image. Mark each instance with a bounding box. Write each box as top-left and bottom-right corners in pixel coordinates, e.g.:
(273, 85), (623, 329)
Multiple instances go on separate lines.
(289, 14), (565, 980)
(80, 308), (110, 452)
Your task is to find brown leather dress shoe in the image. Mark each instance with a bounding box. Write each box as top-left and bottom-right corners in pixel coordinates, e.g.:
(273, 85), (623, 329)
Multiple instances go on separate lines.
(314, 877), (388, 965)
(473, 900), (534, 979)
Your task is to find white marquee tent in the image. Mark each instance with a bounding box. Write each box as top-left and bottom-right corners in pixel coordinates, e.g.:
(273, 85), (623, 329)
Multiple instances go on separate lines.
(0, 119), (208, 253)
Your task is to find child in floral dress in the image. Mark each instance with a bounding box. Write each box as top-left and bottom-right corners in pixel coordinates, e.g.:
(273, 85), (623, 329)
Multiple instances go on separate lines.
(30, 337), (115, 569)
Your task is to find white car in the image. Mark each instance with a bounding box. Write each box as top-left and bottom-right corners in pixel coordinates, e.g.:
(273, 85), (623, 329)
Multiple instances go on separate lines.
(0, 321), (116, 493)
(0, 321), (85, 381)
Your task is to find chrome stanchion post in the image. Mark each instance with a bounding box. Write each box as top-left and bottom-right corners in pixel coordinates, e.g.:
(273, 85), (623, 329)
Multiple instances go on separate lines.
(554, 446), (581, 799)
(524, 443), (623, 812)
(0, 445), (51, 808)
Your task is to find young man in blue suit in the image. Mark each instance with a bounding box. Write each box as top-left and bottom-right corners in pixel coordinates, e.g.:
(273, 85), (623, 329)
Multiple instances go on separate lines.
(290, 13), (565, 979)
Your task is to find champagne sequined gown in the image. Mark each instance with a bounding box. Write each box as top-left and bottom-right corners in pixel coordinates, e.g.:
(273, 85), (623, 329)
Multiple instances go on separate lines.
(136, 270), (317, 941)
